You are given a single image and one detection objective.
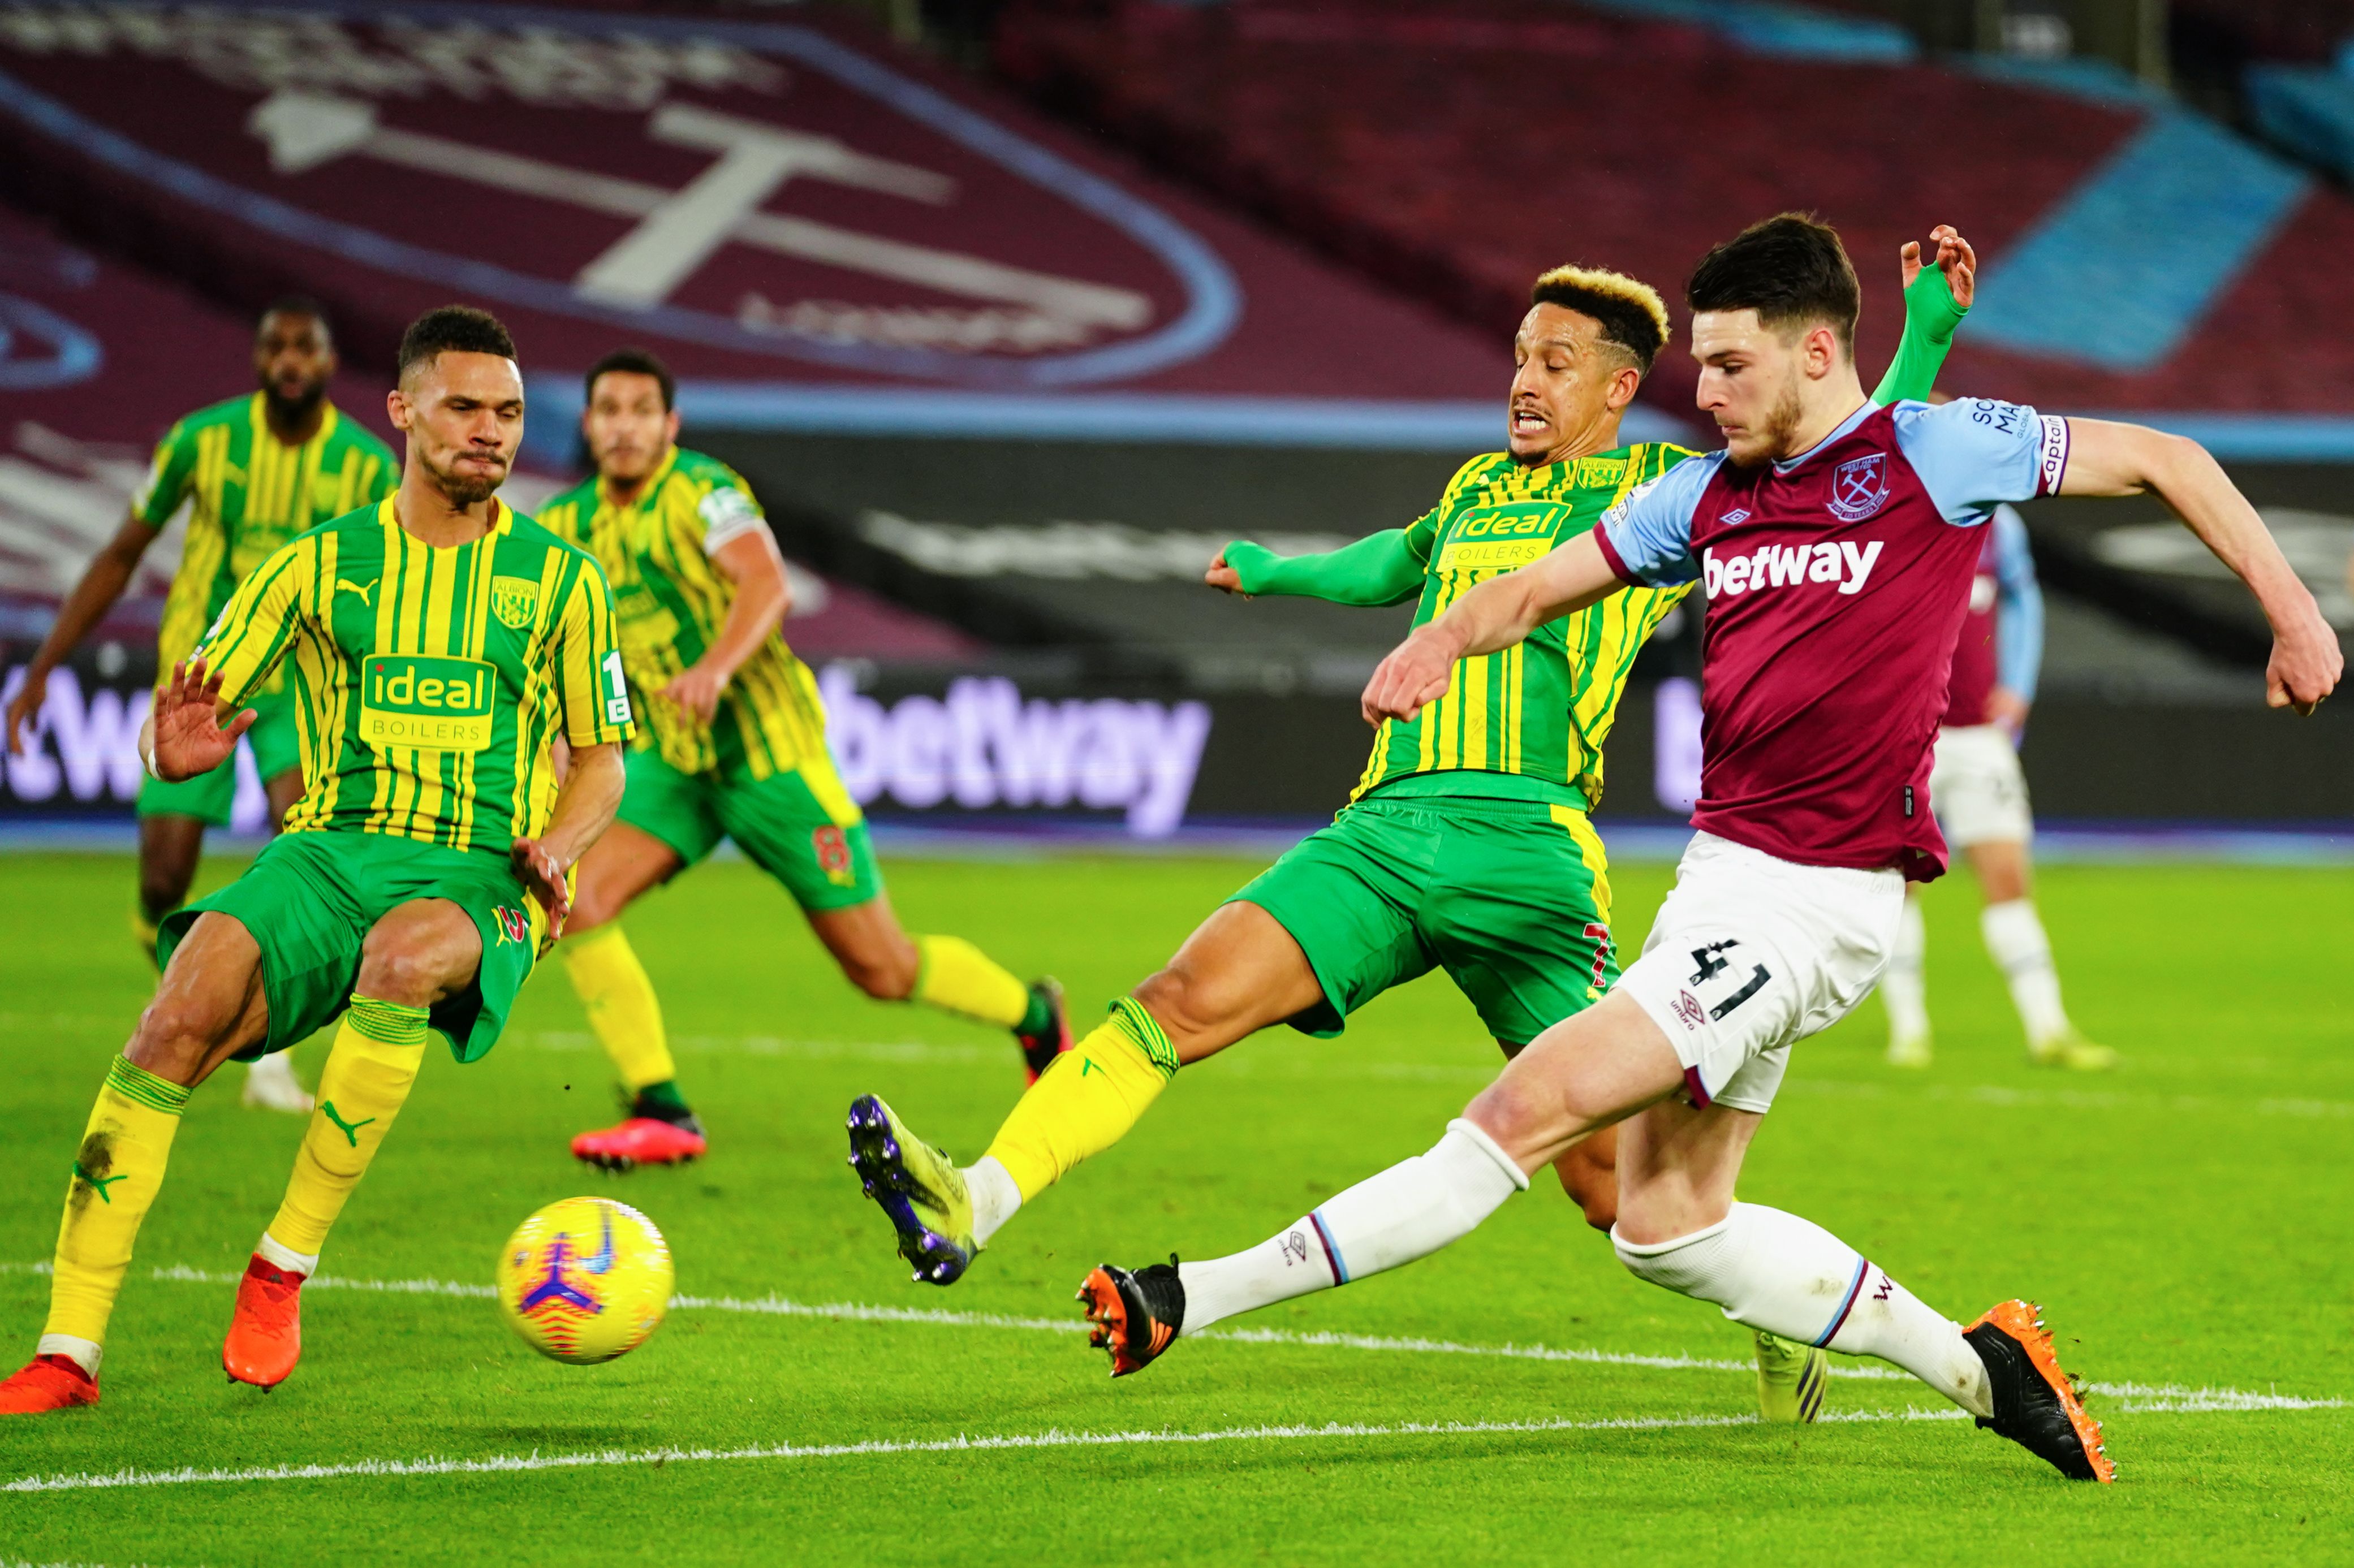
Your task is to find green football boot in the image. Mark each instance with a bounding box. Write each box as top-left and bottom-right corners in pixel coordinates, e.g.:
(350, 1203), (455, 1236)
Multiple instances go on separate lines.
(1754, 1330), (1828, 1424)
(2028, 1032), (2119, 1072)
(846, 1094), (977, 1285)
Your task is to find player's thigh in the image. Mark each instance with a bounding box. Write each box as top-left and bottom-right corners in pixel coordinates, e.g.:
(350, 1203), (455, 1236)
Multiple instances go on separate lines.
(1136, 899), (1330, 1063)
(135, 813), (207, 914)
(128, 910), (271, 1085)
(716, 763), (883, 914)
(613, 746), (726, 882)
(1465, 990), (1685, 1170)
(1221, 804), (1437, 1044)
(1426, 808), (1617, 1051)
(157, 833), (369, 1064)
(1613, 1095), (1765, 1245)
(568, 820), (687, 932)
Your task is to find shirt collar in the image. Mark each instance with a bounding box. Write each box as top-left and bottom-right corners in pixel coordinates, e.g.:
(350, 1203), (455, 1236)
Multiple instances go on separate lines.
(1771, 400), (1876, 477)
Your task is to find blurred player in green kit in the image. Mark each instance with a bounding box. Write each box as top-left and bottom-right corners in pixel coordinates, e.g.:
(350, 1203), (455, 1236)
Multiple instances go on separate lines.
(5, 300), (396, 1113)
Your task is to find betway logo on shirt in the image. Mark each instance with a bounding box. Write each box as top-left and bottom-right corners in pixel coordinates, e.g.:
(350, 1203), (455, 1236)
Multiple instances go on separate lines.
(1702, 539), (1885, 599)
(361, 655), (495, 751)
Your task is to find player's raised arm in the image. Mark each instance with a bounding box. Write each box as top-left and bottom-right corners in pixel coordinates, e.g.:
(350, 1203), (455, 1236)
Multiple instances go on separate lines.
(1872, 224), (1976, 407)
(1361, 531), (1623, 723)
(2058, 418), (2340, 712)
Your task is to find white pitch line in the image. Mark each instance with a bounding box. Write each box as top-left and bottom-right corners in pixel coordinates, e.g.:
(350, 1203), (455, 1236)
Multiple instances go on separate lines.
(5, 1263), (2338, 1414)
(4, 1409), (1952, 1494)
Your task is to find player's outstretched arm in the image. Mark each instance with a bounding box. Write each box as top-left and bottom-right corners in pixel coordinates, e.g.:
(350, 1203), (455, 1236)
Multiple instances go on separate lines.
(1210, 530), (1425, 607)
(2060, 418), (2341, 712)
(512, 740), (626, 944)
(1361, 532), (1622, 723)
(1872, 225), (1975, 407)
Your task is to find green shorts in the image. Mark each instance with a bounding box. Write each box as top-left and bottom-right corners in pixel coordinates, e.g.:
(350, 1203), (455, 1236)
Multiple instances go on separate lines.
(157, 830), (544, 1063)
(1232, 789), (1618, 1049)
(619, 746), (881, 913)
(136, 683), (301, 827)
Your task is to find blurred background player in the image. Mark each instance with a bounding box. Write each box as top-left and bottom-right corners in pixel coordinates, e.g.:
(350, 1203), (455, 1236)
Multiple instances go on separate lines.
(0, 306), (633, 1414)
(844, 231), (1970, 1423)
(542, 349), (1068, 1173)
(1881, 469), (2116, 1072)
(2, 298), (396, 1114)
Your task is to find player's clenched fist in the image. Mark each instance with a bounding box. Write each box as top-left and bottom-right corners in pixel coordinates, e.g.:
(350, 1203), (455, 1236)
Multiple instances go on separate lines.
(2266, 611), (2342, 715)
(1361, 624), (1460, 725)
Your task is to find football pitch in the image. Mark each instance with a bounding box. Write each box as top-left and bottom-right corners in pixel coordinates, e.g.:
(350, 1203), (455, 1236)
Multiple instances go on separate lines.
(1, 846), (2347, 1565)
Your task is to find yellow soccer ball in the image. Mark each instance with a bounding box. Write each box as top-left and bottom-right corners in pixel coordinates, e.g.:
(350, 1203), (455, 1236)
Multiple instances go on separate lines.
(496, 1197), (674, 1364)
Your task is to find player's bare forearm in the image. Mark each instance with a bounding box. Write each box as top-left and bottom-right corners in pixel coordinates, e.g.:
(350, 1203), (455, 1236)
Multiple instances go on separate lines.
(2062, 419), (2340, 710)
(533, 742), (626, 871)
(696, 530), (790, 682)
(6, 513), (152, 753)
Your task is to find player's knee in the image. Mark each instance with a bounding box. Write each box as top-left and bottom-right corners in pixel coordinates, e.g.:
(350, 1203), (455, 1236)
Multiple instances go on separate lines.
(1463, 1078), (1553, 1164)
(843, 944), (917, 1001)
(127, 996), (227, 1084)
(357, 910), (479, 1007)
(138, 865), (193, 921)
(1130, 965), (1220, 1047)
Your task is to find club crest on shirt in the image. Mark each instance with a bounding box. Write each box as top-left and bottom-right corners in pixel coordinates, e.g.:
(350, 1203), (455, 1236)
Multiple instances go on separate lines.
(1826, 452), (1890, 522)
(491, 576), (541, 630)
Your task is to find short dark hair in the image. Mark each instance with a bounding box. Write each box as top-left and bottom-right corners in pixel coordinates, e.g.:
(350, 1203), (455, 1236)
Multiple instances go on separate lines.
(1685, 213), (1860, 356)
(1528, 265), (1670, 374)
(585, 347), (676, 411)
(258, 295), (331, 340)
(396, 305), (516, 381)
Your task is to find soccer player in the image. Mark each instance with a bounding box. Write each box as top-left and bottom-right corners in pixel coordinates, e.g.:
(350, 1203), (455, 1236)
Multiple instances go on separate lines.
(540, 349), (1068, 1172)
(1078, 215), (2339, 1483)
(0, 306), (635, 1414)
(844, 229), (1971, 1420)
(1882, 492), (2115, 1070)
(3, 299), (396, 1113)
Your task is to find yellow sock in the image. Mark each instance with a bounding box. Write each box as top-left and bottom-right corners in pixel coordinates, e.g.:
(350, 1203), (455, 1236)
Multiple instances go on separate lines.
(562, 923), (676, 1092)
(265, 996), (428, 1259)
(129, 904), (161, 972)
(912, 934), (1029, 1028)
(41, 1056), (190, 1370)
(982, 999), (1178, 1199)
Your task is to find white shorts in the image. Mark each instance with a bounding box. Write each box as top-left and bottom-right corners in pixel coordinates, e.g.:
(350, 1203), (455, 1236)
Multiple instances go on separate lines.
(1616, 833), (1905, 1113)
(1929, 724), (2032, 849)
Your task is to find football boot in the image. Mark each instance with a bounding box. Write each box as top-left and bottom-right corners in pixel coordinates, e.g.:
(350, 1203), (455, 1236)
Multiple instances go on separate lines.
(1963, 1299), (2113, 1481)
(222, 1254), (307, 1389)
(846, 1094), (976, 1285)
(1754, 1329), (1829, 1424)
(1016, 978), (1073, 1085)
(0, 1354), (100, 1415)
(1077, 1256), (1186, 1378)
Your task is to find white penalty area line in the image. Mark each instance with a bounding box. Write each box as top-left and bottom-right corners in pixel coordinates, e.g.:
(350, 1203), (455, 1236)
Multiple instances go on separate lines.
(4, 1262), (2334, 1416)
(7, 1409), (1970, 1494)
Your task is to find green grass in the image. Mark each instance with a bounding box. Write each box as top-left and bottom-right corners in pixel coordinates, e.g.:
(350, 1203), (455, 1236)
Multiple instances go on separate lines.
(0, 848), (2348, 1565)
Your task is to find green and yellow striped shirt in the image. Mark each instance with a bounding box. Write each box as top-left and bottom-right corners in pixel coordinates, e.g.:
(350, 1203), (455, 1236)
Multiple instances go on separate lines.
(1353, 443), (1696, 809)
(135, 394), (397, 691)
(540, 446), (828, 780)
(191, 496), (633, 856)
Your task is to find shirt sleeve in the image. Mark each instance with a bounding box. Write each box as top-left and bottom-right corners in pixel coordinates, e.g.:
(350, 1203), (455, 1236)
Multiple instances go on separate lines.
(696, 474), (768, 556)
(551, 552), (636, 748)
(1889, 399), (2071, 524)
(1990, 504), (2043, 701)
(188, 539), (308, 706)
(130, 421), (197, 530)
(1594, 454), (1718, 587)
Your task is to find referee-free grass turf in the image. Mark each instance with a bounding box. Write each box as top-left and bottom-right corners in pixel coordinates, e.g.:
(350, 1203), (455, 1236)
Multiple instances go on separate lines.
(0, 846), (2347, 1565)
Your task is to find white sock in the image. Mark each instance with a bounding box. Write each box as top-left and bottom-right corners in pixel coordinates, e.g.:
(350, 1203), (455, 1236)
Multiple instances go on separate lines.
(1883, 896), (1929, 1044)
(256, 1231), (320, 1277)
(1613, 1202), (1991, 1418)
(965, 1156), (1021, 1249)
(1179, 1120), (1528, 1334)
(35, 1333), (102, 1376)
(1981, 899), (2070, 1044)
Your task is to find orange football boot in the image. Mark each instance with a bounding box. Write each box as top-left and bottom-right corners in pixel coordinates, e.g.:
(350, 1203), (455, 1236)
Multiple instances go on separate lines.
(0, 1353), (100, 1414)
(1077, 1256), (1185, 1378)
(221, 1255), (306, 1389)
(1962, 1299), (2114, 1482)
